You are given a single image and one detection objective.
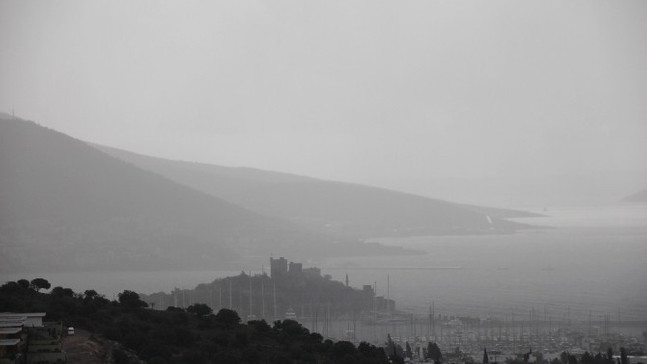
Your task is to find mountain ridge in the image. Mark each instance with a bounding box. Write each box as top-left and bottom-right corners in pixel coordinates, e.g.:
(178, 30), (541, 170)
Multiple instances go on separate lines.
(93, 144), (534, 238)
(623, 188), (647, 202)
(2, 117), (398, 273)
(0, 115), (536, 274)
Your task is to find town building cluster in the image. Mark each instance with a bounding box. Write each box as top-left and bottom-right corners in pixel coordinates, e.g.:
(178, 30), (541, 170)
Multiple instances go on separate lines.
(0, 312), (65, 363)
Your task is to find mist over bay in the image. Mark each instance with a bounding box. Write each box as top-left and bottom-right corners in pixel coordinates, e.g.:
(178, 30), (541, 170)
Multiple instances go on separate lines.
(1, 1), (646, 363)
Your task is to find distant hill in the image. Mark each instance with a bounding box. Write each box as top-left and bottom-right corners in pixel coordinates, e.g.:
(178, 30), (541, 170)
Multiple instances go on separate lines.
(623, 188), (647, 202)
(456, 204), (544, 219)
(95, 145), (532, 238)
(1, 117), (401, 273)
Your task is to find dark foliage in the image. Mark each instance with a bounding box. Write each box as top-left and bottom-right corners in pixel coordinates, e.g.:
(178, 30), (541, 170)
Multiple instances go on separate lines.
(118, 290), (149, 309)
(534, 350), (636, 364)
(214, 308), (240, 327)
(31, 278), (51, 291)
(187, 303), (213, 317)
(0, 280), (389, 363)
(426, 342), (443, 362)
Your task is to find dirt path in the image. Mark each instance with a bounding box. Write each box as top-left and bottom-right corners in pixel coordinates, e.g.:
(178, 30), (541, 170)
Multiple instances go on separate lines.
(61, 328), (114, 364)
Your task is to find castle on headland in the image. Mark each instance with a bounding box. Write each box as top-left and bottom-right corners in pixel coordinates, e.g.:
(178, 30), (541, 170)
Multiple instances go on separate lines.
(142, 257), (396, 321)
(269, 256), (394, 312)
(270, 256), (321, 282)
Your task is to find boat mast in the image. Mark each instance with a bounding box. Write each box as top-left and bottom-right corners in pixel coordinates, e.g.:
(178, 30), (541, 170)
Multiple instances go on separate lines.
(387, 274), (390, 316)
(249, 273), (253, 319)
(273, 281), (277, 320)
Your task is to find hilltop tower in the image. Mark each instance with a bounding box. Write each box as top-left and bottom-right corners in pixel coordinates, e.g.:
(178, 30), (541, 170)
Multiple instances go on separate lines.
(270, 256), (288, 280)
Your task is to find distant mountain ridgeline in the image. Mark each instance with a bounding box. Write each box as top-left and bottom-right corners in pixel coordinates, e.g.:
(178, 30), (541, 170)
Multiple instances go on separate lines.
(0, 117), (416, 273)
(95, 144), (536, 239)
(0, 115), (537, 273)
(622, 188), (647, 202)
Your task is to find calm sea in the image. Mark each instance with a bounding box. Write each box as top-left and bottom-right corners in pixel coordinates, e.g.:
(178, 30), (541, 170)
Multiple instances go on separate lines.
(322, 203), (647, 322)
(3, 203), (646, 323)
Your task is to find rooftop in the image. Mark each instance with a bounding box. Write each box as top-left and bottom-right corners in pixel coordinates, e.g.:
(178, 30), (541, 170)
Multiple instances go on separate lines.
(0, 322), (24, 328)
(0, 312), (46, 318)
(0, 327), (22, 334)
(0, 338), (20, 346)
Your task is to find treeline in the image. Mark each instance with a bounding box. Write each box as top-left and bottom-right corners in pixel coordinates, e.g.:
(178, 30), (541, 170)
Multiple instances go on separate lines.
(528, 350), (633, 364)
(0, 279), (391, 363)
(142, 269), (388, 318)
(503, 349), (637, 364)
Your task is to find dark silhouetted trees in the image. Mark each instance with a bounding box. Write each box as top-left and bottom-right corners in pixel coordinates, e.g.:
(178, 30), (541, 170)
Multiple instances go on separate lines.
(405, 341), (413, 359)
(551, 350), (634, 364)
(30, 278), (51, 291)
(385, 334), (405, 363)
(620, 347), (629, 364)
(186, 303), (212, 317)
(427, 342), (443, 363)
(117, 290), (148, 308)
(214, 308), (241, 327)
(0, 279), (392, 363)
(51, 286), (75, 297)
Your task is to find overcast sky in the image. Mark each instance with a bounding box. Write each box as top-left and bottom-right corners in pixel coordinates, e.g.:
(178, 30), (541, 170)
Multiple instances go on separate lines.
(1, 1), (646, 207)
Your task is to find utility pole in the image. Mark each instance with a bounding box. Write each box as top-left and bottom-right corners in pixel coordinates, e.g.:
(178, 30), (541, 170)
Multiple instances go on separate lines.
(512, 308), (515, 354)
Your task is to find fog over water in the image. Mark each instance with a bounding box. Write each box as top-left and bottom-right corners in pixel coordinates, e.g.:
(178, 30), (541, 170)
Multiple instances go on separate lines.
(4, 204), (645, 323)
(328, 204), (647, 321)
(1, 1), (646, 344)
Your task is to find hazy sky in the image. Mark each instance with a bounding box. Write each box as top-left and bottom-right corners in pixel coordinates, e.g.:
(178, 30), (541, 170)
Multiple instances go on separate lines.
(1, 1), (646, 207)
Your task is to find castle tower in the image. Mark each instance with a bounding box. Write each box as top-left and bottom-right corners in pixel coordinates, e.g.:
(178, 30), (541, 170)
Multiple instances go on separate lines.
(270, 257), (288, 280)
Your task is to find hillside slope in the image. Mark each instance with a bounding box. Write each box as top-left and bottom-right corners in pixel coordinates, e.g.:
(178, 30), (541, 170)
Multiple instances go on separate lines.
(623, 188), (647, 202)
(0, 117), (352, 272)
(96, 145), (530, 238)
